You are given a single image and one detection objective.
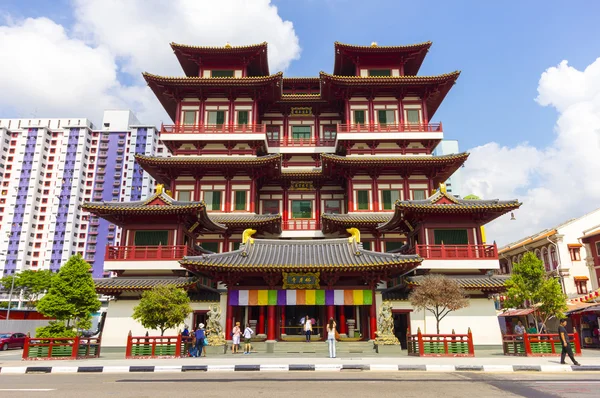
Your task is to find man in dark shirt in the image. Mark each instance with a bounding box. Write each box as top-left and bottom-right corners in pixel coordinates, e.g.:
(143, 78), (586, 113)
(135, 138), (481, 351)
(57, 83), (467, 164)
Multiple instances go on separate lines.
(558, 319), (580, 366)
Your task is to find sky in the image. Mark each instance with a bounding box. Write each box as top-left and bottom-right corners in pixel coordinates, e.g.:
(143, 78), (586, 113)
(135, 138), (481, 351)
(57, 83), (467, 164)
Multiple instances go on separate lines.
(1, 0), (599, 245)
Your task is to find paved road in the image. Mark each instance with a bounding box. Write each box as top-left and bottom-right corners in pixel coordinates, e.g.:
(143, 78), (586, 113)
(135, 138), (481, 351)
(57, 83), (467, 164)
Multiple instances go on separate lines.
(1, 372), (599, 398)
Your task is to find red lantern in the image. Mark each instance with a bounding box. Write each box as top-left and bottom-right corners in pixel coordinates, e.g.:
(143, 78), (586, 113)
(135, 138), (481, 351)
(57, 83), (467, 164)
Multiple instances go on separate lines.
(595, 291), (599, 297)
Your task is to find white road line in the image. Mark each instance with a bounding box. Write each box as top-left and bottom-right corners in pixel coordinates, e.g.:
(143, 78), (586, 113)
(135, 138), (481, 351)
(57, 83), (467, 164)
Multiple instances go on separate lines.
(0, 389), (56, 392)
(535, 381), (600, 384)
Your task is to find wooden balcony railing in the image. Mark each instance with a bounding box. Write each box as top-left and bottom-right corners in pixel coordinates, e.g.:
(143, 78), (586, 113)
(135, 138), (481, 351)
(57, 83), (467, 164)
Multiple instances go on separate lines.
(415, 243), (498, 260)
(23, 336), (101, 360)
(105, 245), (200, 261)
(283, 220), (319, 230)
(161, 123), (266, 135)
(502, 331), (581, 356)
(337, 123), (443, 133)
(267, 138), (336, 147)
(407, 328), (474, 357)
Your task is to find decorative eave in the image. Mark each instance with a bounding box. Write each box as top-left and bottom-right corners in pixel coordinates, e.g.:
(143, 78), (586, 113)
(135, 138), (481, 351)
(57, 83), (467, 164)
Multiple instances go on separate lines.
(378, 189), (521, 232)
(94, 276), (201, 294)
(180, 237), (422, 274)
(405, 275), (509, 292)
(208, 213), (282, 234)
(170, 42), (269, 77)
(321, 213), (393, 234)
(334, 41), (432, 76)
(279, 93), (325, 102)
(320, 70), (459, 84)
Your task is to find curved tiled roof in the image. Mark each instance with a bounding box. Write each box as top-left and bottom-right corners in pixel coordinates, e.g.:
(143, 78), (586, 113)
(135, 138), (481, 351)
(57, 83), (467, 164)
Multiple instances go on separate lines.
(83, 192), (206, 213)
(181, 238), (421, 273)
(319, 70), (460, 84)
(322, 213), (393, 224)
(406, 275), (509, 291)
(334, 41), (432, 51)
(171, 42), (267, 51)
(209, 213), (281, 225)
(94, 276), (198, 293)
(321, 153), (469, 166)
(143, 71), (283, 85)
(135, 153), (281, 167)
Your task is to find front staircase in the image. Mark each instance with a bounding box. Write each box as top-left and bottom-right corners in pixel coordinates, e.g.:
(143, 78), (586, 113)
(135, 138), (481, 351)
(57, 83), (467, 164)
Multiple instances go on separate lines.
(247, 341), (376, 354)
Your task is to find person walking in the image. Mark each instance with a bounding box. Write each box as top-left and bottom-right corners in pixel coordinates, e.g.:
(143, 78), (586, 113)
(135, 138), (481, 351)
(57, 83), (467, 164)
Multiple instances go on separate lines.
(304, 314), (312, 342)
(189, 328), (198, 357)
(182, 325), (190, 356)
(243, 323), (254, 355)
(232, 322), (242, 354)
(558, 319), (580, 366)
(326, 317), (337, 358)
(195, 323), (207, 357)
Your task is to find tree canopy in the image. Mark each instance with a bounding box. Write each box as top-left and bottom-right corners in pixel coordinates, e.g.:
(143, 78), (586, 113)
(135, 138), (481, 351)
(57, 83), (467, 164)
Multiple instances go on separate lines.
(36, 255), (101, 335)
(409, 274), (470, 334)
(133, 285), (192, 336)
(504, 252), (567, 329)
(1, 270), (53, 309)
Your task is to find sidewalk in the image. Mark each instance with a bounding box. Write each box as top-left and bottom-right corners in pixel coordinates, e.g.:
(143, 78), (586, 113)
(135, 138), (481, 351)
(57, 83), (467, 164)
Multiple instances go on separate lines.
(2, 348), (600, 374)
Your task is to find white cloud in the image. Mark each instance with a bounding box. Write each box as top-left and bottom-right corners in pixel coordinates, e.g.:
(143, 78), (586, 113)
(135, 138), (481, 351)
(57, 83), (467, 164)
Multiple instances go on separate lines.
(463, 58), (600, 245)
(0, 0), (300, 124)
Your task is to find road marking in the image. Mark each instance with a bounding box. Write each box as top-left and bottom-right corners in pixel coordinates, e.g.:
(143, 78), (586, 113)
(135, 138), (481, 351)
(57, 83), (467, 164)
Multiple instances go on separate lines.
(0, 389), (56, 392)
(535, 381), (600, 384)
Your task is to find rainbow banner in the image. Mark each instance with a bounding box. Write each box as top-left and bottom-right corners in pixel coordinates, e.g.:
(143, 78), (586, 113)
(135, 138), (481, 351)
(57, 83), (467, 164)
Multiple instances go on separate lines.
(228, 290), (372, 306)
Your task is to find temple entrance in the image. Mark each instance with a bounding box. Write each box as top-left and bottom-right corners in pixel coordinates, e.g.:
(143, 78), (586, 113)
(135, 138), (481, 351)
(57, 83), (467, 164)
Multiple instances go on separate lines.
(280, 305), (325, 340)
(392, 311), (411, 349)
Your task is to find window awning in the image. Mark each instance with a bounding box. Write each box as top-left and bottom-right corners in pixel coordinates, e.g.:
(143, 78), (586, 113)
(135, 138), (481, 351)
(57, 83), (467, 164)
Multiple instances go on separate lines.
(568, 243), (583, 248)
(574, 276), (589, 281)
(498, 308), (535, 317)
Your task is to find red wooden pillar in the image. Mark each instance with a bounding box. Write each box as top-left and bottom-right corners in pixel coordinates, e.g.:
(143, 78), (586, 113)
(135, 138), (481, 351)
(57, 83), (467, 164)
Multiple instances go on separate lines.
(259, 306), (265, 335)
(347, 179), (354, 212)
(326, 305), (335, 323)
(371, 176), (378, 211)
(339, 306), (346, 335)
(369, 298), (377, 340)
(267, 305), (276, 340)
(315, 187), (321, 229)
(283, 113), (289, 146)
(226, 303), (233, 339)
(225, 176), (232, 212)
(345, 99), (351, 126)
(199, 99), (205, 125)
(368, 97), (375, 129)
(422, 98), (429, 124)
(249, 178), (256, 213)
(283, 186), (289, 224)
(280, 307), (286, 338)
(403, 179), (410, 202)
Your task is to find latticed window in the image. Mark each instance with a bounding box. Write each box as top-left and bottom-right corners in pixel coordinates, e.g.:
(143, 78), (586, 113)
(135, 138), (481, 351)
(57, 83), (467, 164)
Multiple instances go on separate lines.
(134, 230), (169, 246)
(237, 111), (249, 125)
(200, 242), (220, 253)
(177, 191), (192, 202)
(183, 111), (196, 125)
(234, 191), (247, 211)
(385, 241), (404, 252)
(211, 70), (234, 77)
(204, 191), (222, 211)
(381, 190), (400, 210)
(207, 111), (225, 125)
(378, 110), (395, 125)
(291, 126), (311, 140)
(262, 200), (279, 215)
(368, 69), (391, 77)
(354, 110), (365, 124)
(406, 109), (421, 124)
(433, 229), (468, 245)
(357, 190), (369, 210)
(412, 190), (427, 200)
(291, 200), (312, 219)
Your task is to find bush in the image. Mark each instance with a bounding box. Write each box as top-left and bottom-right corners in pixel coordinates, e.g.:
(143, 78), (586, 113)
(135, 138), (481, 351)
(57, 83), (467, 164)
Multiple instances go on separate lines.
(35, 321), (77, 339)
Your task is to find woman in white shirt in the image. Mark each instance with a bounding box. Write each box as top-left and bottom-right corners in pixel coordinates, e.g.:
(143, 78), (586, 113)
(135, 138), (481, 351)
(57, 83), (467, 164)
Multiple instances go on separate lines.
(243, 323), (254, 355)
(326, 317), (337, 358)
(304, 314), (312, 342)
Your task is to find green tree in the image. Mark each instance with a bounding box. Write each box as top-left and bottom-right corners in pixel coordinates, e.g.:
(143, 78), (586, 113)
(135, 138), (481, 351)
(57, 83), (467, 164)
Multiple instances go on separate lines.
(463, 194), (481, 200)
(504, 252), (567, 330)
(133, 285), (192, 336)
(409, 275), (470, 334)
(1, 270), (53, 309)
(36, 255), (101, 336)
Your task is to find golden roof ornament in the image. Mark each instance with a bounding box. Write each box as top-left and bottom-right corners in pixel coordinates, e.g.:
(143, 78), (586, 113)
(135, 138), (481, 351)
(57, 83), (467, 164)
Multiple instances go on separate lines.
(439, 182), (447, 194)
(156, 184), (164, 194)
(371, 41), (378, 47)
(242, 228), (257, 245)
(224, 42), (232, 48)
(346, 227), (361, 243)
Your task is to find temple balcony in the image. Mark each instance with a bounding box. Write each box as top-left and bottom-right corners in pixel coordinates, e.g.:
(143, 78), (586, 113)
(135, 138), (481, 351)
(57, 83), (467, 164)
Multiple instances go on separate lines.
(336, 122), (443, 141)
(103, 245), (201, 272)
(414, 243), (500, 270)
(266, 137), (337, 153)
(281, 220), (325, 238)
(161, 123), (267, 138)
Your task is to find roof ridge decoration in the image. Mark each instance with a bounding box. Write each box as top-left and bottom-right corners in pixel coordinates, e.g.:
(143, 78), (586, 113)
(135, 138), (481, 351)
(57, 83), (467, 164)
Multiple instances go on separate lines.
(170, 41), (268, 50)
(142, 71), (284, 81)
(319, 70), (461, 80)
(334, 41), (432, 50)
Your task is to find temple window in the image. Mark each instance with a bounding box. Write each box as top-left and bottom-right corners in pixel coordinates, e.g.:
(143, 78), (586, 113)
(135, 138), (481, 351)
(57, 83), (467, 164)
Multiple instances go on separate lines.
(411, 189), (427, 200)
(569, 247), (581, 261)
(266, 126), (280, 141)
(356, 190), (370, 210)
(385, 241), (404, 252)
(177, 190), (192, 202)
(433, 229), (469, 245)
(134, 230), (169, 246)
(261, 199), (280, 215)
(381, 190), (400, 210)
(322, 126), (337, 140)
(211, 70), (235, 78)
(362, 241), (372, 250)
(405, 109), (421, 124)
(234, 190), (247, 211)
(237, 111), (249, 125)
(291, 200), (312, 219)
(377, 110), (395, 125)
(200, 241), (220, 253)
(324, 199), (341, 214)
(575, 280), (588, 295)
(291, 126), (311, 140)
(232, 242), (241, 250)
(182, 111), (196, 125)
(207, 111), (225, 125)
(353, 110), (366, 124)
(368, 69), (392, 77)
(204, 190), (222, 211)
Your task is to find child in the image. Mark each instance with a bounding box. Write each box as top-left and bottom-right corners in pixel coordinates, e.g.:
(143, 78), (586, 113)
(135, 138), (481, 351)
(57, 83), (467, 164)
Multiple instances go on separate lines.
(243, 323), (254, 354)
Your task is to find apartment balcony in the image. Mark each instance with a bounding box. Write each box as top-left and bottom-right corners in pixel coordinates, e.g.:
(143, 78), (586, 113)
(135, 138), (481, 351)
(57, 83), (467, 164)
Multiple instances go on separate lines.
(105, 245), (200, 261)
(161, 123), (267, 135)
(414, 243), (499, 270)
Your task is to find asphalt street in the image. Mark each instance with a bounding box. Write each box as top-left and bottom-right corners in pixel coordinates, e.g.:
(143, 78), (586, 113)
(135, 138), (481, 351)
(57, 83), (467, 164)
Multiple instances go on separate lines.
(1, 372), (600, 398)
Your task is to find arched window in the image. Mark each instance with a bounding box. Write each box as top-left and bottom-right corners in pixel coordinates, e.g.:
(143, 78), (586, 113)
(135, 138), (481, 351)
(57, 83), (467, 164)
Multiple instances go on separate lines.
(534, 249), (541, 260)
(541, 247), (549, 271)
(550, 246), (558, 270)
(512, 256), (518, 265)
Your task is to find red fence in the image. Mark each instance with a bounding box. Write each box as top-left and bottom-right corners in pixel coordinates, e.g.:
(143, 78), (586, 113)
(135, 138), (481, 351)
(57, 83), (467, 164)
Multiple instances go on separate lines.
(125, 332), (190, 359)
(23, 336), (101, 360)
(161, 124), (266, 135)
(267, 138), (336, 147)
(502, 332), (581, 356)
(415, 244), (498, 260)
(407, 329), (474, 357)
(283, 220), (319, 230)
(337, 123), (443, 133)
(105, 245), (199, 261)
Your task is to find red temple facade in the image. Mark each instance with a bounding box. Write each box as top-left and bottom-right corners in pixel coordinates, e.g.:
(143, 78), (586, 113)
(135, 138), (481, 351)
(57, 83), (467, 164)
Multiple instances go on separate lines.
(85, 41), (521, 348)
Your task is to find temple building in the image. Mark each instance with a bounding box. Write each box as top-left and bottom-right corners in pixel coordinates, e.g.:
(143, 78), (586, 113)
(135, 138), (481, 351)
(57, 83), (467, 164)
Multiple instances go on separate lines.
(84, 41), (521, 348)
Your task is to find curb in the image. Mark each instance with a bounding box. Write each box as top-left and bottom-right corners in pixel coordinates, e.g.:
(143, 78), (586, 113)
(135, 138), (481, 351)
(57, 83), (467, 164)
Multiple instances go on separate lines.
(1, 364), (599, 374)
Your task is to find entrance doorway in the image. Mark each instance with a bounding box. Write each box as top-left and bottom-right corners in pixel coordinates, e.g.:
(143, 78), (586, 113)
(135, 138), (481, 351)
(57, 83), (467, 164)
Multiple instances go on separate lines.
(280, 305), (324, 340)
(392, 311), (411, 349)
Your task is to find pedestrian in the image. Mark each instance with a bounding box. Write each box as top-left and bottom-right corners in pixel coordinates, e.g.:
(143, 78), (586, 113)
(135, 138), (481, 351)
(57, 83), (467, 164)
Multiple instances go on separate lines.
(182, 325), (190, 356)
(195, 323), (207, 357)
(558, 319), (580, 366)
(243, 322), (254, 355)
(326, 317), (337, 358)
(514, 320), (525, 340)
(304, 314), (312, 342)
(527, 322), (537, 334)
(190, 328), (198, 357)
(182, 325), (190, 337)
(232, 321), (242, 354)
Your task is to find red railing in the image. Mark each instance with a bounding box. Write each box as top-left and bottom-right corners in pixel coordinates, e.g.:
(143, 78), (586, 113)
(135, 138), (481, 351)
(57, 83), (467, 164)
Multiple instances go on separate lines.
(161, 123), (266, 135)
(283, 220), (319, 230)
(337, 123), (443, 133)
(105, 245), (200, 261)
(502, 331), (581, 356)
(125, 332), (184, 359)
(407, 328), (474, 357)
(416, 243), (498, 260)
(267, 138), (336, 147)
(23, 336), (101, 360)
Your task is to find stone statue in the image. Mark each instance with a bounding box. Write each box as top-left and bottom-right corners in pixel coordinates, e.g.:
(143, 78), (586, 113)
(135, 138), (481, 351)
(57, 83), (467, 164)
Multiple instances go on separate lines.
(374, 301), (400, 345)
(206, 303), (226, 346)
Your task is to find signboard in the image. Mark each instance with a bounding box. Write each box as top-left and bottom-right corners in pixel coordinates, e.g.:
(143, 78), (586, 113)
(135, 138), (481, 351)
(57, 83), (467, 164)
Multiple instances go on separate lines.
(290, 181), (314, 191)
(282, 272), (320, 289)
(290, 107), (312, 116)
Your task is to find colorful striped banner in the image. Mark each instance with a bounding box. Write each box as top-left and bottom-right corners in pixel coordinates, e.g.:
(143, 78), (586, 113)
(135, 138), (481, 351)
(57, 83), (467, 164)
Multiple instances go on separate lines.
(228, 290), (373, 306)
